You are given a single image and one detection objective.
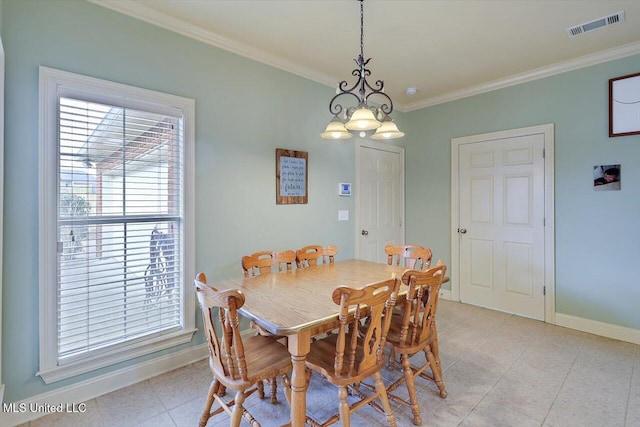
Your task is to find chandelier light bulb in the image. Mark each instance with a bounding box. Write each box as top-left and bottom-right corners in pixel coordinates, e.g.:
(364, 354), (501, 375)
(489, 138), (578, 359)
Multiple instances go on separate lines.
(345, 107), (381, 131)
(371, 116), (405, 140)
(321, 116), (353, 140)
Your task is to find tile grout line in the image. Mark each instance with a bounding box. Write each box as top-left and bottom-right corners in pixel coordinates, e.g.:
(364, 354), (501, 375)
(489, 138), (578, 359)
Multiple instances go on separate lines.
(457, 313), (549, 425)
(538, 334), (587, 426)
(149, 376), (179, 427)
(622, 345), (639, 427)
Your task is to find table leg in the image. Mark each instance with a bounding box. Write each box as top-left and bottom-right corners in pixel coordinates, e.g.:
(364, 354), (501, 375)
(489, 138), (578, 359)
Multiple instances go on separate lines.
(286, 331), (311, 427)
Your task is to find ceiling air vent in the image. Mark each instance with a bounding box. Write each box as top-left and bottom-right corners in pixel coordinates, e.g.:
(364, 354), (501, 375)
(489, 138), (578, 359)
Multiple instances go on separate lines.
(566, 11), (625, 38)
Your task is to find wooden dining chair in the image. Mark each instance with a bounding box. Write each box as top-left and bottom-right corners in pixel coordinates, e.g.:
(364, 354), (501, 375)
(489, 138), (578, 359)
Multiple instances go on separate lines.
(296, 244), (337, 268)
(304, 277), (400, 427)
(241, 249), (295, 277)
(274, 249), (297, 271)
(384, 244), (432, 270)
(381, 262), (448, 426)
(194, 273), (292, 427)
(240, 249), (295, 401)
(322, 244), (338, 264)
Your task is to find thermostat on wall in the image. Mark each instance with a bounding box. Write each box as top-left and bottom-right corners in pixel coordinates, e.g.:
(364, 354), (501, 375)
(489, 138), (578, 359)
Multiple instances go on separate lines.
(338, 183), (352, 196)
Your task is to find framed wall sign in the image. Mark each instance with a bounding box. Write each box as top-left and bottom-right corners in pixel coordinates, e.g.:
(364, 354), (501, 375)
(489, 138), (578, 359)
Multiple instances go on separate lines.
(276, 148), (308, 204)
(609, 72), (640, 137)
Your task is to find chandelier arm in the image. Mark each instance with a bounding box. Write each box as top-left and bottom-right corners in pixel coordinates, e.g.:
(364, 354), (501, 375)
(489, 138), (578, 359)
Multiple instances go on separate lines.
(338, 76), (365, 99)
(364, 78), (384, 93)
(364, 91), (394, 116)
(328, 92), (362, 116)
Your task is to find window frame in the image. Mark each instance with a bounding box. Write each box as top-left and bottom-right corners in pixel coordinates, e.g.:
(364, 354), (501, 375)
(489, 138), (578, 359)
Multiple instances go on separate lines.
(38, 66), (196, 383)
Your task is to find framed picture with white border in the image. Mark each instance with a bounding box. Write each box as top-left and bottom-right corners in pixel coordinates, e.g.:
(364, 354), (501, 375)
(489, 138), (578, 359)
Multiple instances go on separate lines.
(609, 72), (640, 137)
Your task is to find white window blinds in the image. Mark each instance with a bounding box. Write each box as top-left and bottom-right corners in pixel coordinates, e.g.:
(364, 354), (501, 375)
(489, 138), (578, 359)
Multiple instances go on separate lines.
(57, 97), (184, 363)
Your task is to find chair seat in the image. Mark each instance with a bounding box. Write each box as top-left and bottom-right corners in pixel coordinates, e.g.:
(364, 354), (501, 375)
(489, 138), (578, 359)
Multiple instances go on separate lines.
(306, 334), (387, 386)
(212, 334), (292, 388)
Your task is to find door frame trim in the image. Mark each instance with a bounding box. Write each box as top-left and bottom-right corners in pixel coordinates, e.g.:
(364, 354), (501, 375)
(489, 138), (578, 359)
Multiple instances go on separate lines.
(450, 124), (555, 323)
(355, 140), (405, 259)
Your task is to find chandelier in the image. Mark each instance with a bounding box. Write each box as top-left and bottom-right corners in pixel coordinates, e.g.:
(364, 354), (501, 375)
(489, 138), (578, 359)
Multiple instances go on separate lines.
(320, 0), (404, 140)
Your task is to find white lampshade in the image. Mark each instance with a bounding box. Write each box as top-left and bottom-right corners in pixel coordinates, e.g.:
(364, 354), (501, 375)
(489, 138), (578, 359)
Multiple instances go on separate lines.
(371, 117), (405, 139)
(345, 107), (381, 130)
(320, 116), (353, 140)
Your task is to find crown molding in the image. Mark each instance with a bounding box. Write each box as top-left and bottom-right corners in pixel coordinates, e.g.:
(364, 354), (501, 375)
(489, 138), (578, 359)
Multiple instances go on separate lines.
(88, 1), (640, 113)
(86, 0), (338, 89)
(403, 40), (640, 112)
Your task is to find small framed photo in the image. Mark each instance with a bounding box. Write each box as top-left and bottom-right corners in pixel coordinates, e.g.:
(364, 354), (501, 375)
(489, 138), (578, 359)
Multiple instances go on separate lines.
(593, 164), (621, 191)
(609, 72), (640, 137)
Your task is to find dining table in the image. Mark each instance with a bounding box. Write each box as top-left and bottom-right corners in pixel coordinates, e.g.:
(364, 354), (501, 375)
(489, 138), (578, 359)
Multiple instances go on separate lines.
(213, 258), (411, 427)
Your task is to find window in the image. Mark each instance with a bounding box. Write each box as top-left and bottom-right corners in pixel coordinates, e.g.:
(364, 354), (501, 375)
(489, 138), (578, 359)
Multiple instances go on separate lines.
(38, 67), (195, 383)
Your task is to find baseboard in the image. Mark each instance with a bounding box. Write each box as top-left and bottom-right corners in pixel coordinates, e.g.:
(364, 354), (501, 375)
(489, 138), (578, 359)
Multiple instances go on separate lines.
(0, 344), (208, 427)
(555, 313), (640, 345)
(438, 292), (638, 345)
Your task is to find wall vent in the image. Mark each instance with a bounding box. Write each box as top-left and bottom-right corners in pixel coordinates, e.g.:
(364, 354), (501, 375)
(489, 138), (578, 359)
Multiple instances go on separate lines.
(566, 11), (625, 38)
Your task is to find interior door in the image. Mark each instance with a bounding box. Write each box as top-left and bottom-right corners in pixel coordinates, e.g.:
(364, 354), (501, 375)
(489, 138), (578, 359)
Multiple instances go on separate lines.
(356, 141), (404, 263)
(457, 133), (545, 320)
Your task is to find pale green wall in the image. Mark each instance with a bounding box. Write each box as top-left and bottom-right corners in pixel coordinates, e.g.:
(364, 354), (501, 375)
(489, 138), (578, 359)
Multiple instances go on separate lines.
(3, 0), (640, 407)
(1, 0), (355, 402)
(403, 54), (640, 331)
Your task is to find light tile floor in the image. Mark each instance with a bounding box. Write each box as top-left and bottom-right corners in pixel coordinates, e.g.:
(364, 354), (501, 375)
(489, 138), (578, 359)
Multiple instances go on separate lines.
(22, 300), (640, 427)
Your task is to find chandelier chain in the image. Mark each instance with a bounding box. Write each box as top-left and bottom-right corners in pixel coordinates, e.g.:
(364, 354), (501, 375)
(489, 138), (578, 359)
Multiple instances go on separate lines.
(360, 0), (364, 60)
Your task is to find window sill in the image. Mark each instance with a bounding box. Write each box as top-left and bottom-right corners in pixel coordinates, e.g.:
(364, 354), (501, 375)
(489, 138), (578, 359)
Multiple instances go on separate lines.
(37, 328), (197, 384)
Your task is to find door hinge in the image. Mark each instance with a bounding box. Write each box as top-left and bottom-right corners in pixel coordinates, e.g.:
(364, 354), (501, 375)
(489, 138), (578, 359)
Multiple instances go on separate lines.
(543, 286), (546, 295)
(399, 217), (403, 227)
(543, 217), (546, 226)
(542, 148), (545, 158)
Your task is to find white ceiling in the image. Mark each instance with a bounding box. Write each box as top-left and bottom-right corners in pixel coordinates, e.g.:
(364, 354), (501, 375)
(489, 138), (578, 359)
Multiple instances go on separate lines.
(90, 0), (640, 112)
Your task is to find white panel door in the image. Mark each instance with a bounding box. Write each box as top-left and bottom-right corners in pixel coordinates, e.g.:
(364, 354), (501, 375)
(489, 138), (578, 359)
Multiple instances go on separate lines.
(458, 133), (545, 319)
(356, 142), (404, 263)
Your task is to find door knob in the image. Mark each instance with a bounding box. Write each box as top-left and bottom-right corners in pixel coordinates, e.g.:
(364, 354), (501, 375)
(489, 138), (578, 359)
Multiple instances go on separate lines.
(458, 228), (467, 234)
(361, 229), (369, 236)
